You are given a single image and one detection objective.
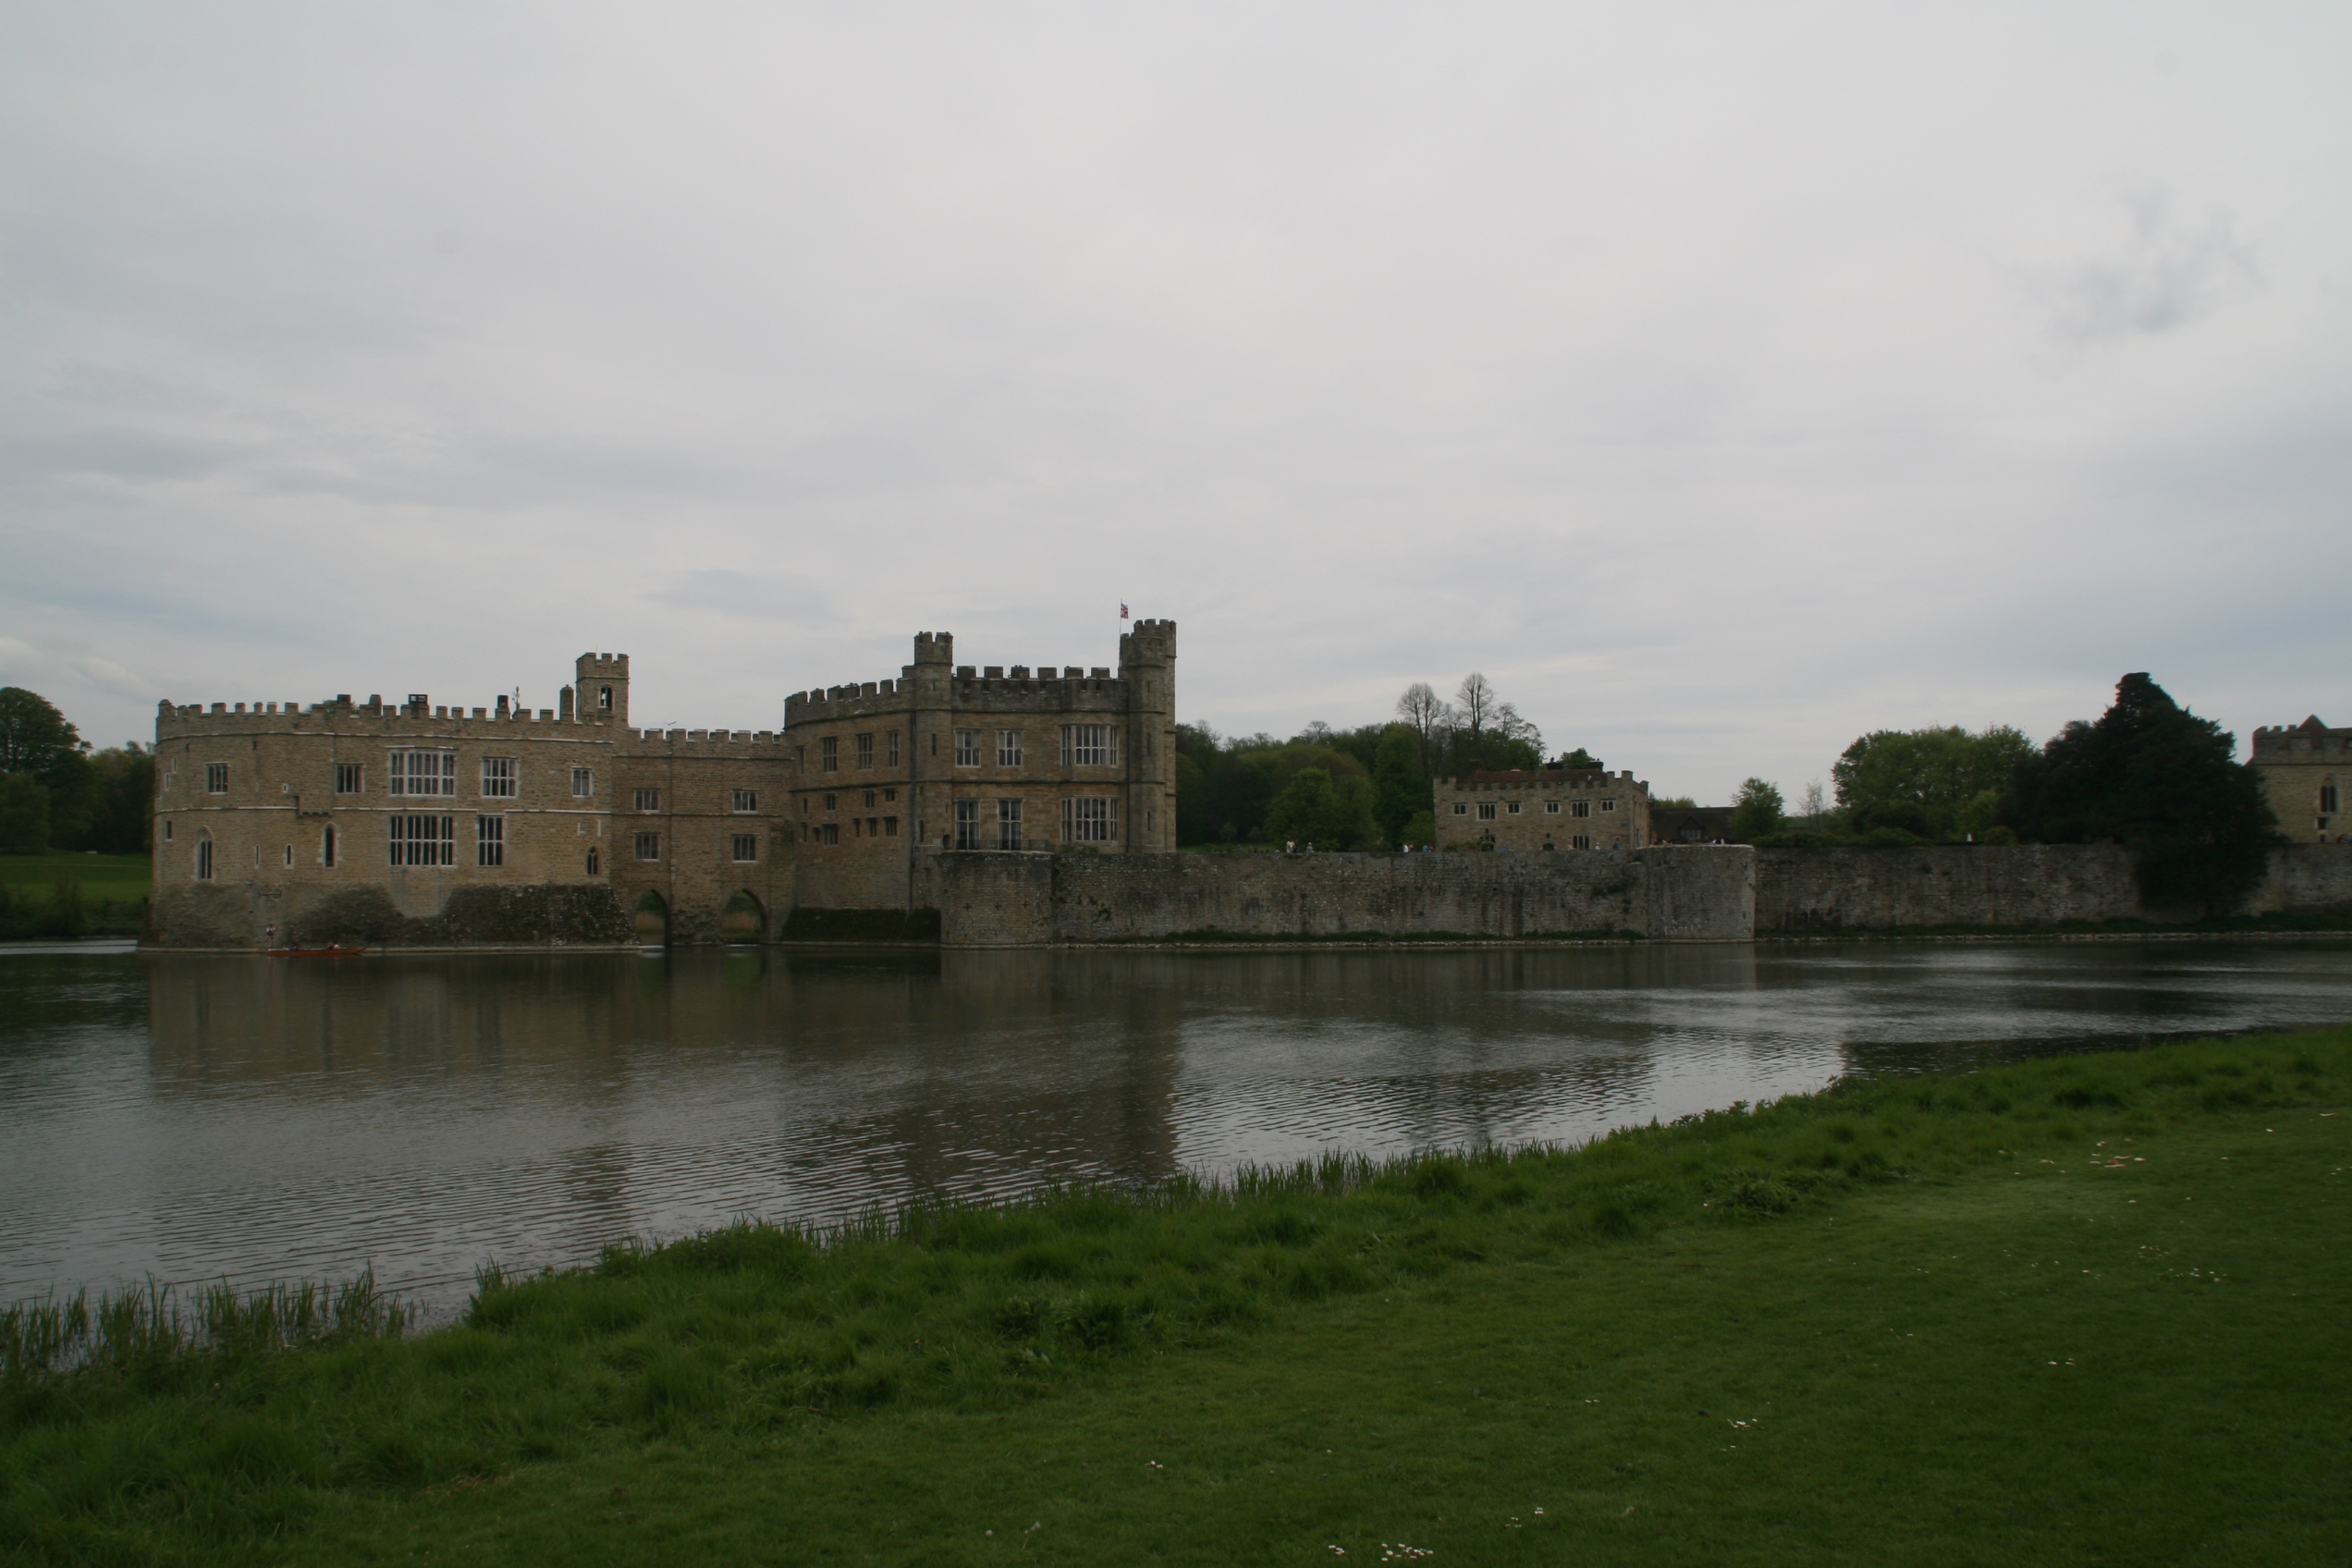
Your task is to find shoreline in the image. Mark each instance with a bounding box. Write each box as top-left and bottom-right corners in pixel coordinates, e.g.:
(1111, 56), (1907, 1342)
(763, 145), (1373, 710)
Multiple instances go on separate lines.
(101, 925), (2352, 956)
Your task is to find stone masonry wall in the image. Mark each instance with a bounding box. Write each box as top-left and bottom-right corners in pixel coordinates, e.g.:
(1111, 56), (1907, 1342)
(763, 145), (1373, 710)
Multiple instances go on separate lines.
(1754, 843), (2352, 930)
(931, 848), (1756, 946)
(934, 853), (1057, 946)
(1755, 846), (2154, 929)
(148, 881), (632, 949)
(2247, 845), (2352, 916)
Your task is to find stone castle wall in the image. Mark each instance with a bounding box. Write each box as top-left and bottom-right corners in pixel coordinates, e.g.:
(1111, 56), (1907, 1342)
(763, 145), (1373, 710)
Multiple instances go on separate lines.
(2246, 845), (2352, 916)
(925, 843), (2352, 949)
(933, 848), (1757, 946)
(1753, 843), (2352, 930)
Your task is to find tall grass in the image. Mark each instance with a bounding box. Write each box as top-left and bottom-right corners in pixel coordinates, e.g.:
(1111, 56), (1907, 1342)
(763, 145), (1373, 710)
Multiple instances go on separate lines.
(0, 1272), (408, 1386)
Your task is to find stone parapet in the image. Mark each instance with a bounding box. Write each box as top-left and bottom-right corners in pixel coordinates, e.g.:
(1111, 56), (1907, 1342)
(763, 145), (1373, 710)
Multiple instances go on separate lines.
(1754, 842), (2352, 930)
(2246, 844), (2352, 916)
(931, 847), (1756, 946)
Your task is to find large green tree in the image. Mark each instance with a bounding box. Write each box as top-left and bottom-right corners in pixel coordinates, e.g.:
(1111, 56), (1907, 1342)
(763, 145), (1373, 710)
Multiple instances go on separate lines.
(0, 773), (49, 853)
(79, 745), (155, 854)
(2005, 673), (2281, 913)
(0, 687), (82, 776)
(1370, 724), (1427, 847)
(1263, 766), (1382, 851)
(1832, 724), (2035, 841)
(1728, 778), (1784, 842)
(1175, 725), (1387, 846)
(0, 688), (95, 853)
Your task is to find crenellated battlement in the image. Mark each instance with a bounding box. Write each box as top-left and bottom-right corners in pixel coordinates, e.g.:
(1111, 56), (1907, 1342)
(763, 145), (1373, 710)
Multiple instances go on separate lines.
(618, 728), (788, 754)
(1449, 767), (1646, 790)
(154, 696), (618, 736)
(783, 628), (1166, 729)
(2251, 717), (2347, 757)
(783, 668), (1137, 724)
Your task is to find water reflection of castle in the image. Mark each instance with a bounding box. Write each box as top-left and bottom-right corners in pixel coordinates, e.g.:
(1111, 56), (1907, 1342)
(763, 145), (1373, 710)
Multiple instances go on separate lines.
(141, 947), (1749, 1231)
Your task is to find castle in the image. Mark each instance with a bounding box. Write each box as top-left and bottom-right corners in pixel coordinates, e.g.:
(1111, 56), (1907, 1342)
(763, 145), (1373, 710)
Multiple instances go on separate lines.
(144, 629), (2352, 949)
(148, 622), (1176, 949)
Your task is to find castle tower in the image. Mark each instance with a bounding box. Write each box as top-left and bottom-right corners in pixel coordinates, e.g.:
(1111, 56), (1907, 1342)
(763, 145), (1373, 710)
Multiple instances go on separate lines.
(576, 654), (630, 726)
(1118, 619), (1177, 851)
(900, 631), (955, 868)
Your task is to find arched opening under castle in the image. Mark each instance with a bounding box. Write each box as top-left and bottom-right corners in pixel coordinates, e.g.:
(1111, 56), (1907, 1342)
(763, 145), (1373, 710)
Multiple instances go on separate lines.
(719, 890), (766, 944)
(632, 890), (669, 947)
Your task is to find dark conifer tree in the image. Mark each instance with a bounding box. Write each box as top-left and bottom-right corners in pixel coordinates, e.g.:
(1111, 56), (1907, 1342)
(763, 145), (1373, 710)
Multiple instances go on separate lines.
(2005, 673), (2282, 913)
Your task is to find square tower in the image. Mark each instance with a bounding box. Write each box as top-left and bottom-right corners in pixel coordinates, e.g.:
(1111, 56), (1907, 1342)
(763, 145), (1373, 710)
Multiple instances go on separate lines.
(576, 654), (630, 726)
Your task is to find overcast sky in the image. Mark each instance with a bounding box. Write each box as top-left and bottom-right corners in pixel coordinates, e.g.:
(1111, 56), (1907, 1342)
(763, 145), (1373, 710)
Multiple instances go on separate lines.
(4, 3), (2346, 803)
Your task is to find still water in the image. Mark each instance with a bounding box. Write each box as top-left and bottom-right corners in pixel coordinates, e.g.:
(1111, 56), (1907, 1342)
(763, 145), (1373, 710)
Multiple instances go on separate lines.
(5, 939), (2351, 1315)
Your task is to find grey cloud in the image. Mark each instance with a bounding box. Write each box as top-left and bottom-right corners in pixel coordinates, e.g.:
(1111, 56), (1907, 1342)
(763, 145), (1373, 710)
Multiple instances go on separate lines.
(0, 428), (252, 484)
(2049, 190), (2260, 343)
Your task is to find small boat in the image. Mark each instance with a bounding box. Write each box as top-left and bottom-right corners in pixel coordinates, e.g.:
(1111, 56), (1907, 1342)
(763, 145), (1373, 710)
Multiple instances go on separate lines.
(264, 944), (367, 958)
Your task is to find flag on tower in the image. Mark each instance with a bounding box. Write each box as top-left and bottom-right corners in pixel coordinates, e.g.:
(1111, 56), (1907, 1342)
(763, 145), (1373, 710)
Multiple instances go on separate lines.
(1120, 603), (1130, 619)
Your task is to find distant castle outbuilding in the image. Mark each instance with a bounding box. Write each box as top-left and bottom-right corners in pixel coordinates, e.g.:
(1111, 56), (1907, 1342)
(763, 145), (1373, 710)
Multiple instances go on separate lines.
(1432, 765), (1651, 851)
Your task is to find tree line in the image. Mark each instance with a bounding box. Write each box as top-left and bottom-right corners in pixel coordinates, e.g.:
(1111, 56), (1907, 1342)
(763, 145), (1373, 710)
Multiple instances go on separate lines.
(1176, 673), (1551, 851)
(0, 688), (153, 855)
(1742, 672), (2281, 913)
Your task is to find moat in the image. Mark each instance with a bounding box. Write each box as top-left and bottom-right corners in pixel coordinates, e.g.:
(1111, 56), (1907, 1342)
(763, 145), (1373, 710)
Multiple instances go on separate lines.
(6, 939), (2352, 1316)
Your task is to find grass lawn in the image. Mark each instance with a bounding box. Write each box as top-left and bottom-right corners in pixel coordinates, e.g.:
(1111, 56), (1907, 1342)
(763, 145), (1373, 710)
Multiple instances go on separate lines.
(5, 1027), (2346, 1565)
(0, 853), (149, 904)
(0, 853), (147, 937)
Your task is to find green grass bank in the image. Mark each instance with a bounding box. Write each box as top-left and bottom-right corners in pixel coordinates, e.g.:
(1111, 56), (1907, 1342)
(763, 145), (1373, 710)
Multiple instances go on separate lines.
(0, 853), (148, 938)
(4, 1027), (2346, 1565)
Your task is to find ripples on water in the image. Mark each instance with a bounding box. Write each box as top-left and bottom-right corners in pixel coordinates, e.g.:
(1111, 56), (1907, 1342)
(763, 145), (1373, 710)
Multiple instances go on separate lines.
(4, 940), (2349, 1315)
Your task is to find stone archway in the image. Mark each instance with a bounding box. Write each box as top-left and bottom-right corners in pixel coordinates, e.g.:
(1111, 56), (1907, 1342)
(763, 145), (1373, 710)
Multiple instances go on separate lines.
(633, 889), (669, 946)
(719, 889), (766, 944)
